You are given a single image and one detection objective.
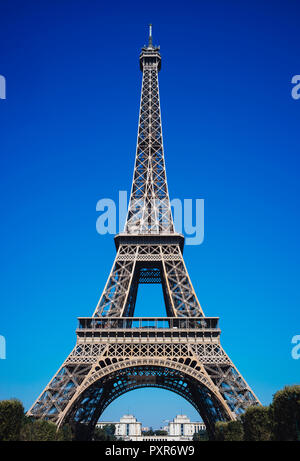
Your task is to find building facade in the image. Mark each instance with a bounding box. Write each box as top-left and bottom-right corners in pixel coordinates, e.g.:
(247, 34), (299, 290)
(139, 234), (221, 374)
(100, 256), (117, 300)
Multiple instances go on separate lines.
(97, 414), (206, 441)
(163, 414), (206, 437)
(96, 414), (142, 438)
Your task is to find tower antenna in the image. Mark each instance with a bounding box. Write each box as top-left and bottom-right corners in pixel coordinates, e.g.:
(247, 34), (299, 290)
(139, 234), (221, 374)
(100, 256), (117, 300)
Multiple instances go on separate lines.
(148, 23), (153, 47)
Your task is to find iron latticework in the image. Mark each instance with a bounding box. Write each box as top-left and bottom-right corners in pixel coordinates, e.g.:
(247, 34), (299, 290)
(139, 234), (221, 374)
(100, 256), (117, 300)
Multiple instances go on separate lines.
(27, 26), (260, 439)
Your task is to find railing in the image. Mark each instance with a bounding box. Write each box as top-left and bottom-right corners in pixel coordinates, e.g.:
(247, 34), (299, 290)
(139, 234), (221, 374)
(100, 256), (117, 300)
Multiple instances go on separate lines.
(77, 317), (219, 330)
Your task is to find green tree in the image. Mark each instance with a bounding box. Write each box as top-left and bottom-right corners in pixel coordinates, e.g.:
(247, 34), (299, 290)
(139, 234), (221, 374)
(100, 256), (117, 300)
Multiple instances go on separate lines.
(154, 430), (168, 436)
(20, 417), (73, 441)
(105, 424), (116, 439)
(271, 385), (300, 441)
(93, 424), (116, 441)
(0, 399), (24, 441)
(242, 405), (272, 441)
(21, 418), (55, 441)
(56, 423), (73, 441)
(215, 420), (244, 441)
(193, 430), (209, 441)
(215, 421), (226, 441)
(142, 427), (155, 436)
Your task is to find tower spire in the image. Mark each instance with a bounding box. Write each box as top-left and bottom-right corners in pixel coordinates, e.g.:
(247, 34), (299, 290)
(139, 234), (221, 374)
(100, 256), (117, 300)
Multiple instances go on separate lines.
(126, 23), (169, 235)
(148, 23), (153, 47)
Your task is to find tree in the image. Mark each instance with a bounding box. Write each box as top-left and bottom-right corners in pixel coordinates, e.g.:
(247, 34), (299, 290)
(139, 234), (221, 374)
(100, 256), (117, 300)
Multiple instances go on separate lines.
(105, 424), (116, 439)
(20, 417), (73, 441)
(242, 405), (272, 441)
(154, 430), (168, 436)
(93, 424), (117, 441)
(215, 421), (226, 441)
(215, 420), (244, 441)
(271, 385), (300, 441)
(0, 399), (24, 441)
(193, 430), (209, 441)
(142, 427), (155, 436)
(20, 418), (56, 441)
(56, 423), (73, 441)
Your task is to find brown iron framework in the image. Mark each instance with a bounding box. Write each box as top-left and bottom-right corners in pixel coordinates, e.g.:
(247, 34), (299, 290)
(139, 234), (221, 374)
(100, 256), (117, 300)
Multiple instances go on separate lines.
(27, 26), (260, 440)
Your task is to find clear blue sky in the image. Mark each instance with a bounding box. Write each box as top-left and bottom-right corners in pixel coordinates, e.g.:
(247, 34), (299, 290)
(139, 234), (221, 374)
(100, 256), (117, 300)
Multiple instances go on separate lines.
(0, 0), (299, 429)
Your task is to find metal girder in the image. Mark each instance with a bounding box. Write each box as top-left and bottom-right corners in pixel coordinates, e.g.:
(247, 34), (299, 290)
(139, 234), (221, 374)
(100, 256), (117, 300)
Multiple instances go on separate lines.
(125, 52), (173, 235)
(92, 243), (204, 318)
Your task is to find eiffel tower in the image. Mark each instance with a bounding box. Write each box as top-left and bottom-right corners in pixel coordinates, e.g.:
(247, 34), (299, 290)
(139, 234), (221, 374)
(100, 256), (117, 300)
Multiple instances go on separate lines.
(27, 25), (260, 440)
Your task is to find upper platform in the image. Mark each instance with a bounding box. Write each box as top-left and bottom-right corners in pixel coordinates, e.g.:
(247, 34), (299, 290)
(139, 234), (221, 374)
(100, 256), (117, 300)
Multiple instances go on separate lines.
(139, 24), (161, 71)
(139, 46), (161, 71)
(114, 232), (185, 252)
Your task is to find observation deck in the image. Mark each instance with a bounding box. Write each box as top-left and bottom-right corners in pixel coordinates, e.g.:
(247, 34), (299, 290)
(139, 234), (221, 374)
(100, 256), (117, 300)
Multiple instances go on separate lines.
(76, 317), (221, 344)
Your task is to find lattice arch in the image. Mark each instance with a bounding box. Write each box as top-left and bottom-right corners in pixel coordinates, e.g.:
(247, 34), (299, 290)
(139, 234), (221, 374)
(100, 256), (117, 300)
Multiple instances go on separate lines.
(55, 359), (234, 439)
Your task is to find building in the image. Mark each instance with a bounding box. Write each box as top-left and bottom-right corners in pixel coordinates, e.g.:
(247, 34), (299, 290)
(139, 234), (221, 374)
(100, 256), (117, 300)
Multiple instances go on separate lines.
(96, 414), (142, 438)
(163, 414), (206, 438)
(97, 414), (206, 441)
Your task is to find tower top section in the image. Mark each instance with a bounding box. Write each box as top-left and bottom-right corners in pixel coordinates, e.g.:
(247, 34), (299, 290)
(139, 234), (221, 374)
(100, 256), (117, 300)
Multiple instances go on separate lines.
(140, 24), (161, 71)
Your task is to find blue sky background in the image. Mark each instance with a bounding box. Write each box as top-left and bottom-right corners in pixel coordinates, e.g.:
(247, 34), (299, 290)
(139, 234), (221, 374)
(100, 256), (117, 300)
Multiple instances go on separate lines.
(0, 0), (299, 429)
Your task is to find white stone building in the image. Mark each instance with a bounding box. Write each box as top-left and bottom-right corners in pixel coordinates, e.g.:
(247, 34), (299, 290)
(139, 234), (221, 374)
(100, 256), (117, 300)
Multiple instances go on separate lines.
(163, 414), (206, 437)
(96, 414), (206, 441)
(96, 414), (142, 438)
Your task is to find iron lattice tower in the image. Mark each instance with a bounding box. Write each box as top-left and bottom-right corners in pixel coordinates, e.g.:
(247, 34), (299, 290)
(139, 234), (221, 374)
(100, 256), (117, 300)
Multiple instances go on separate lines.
(27, 26), (260, 439)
